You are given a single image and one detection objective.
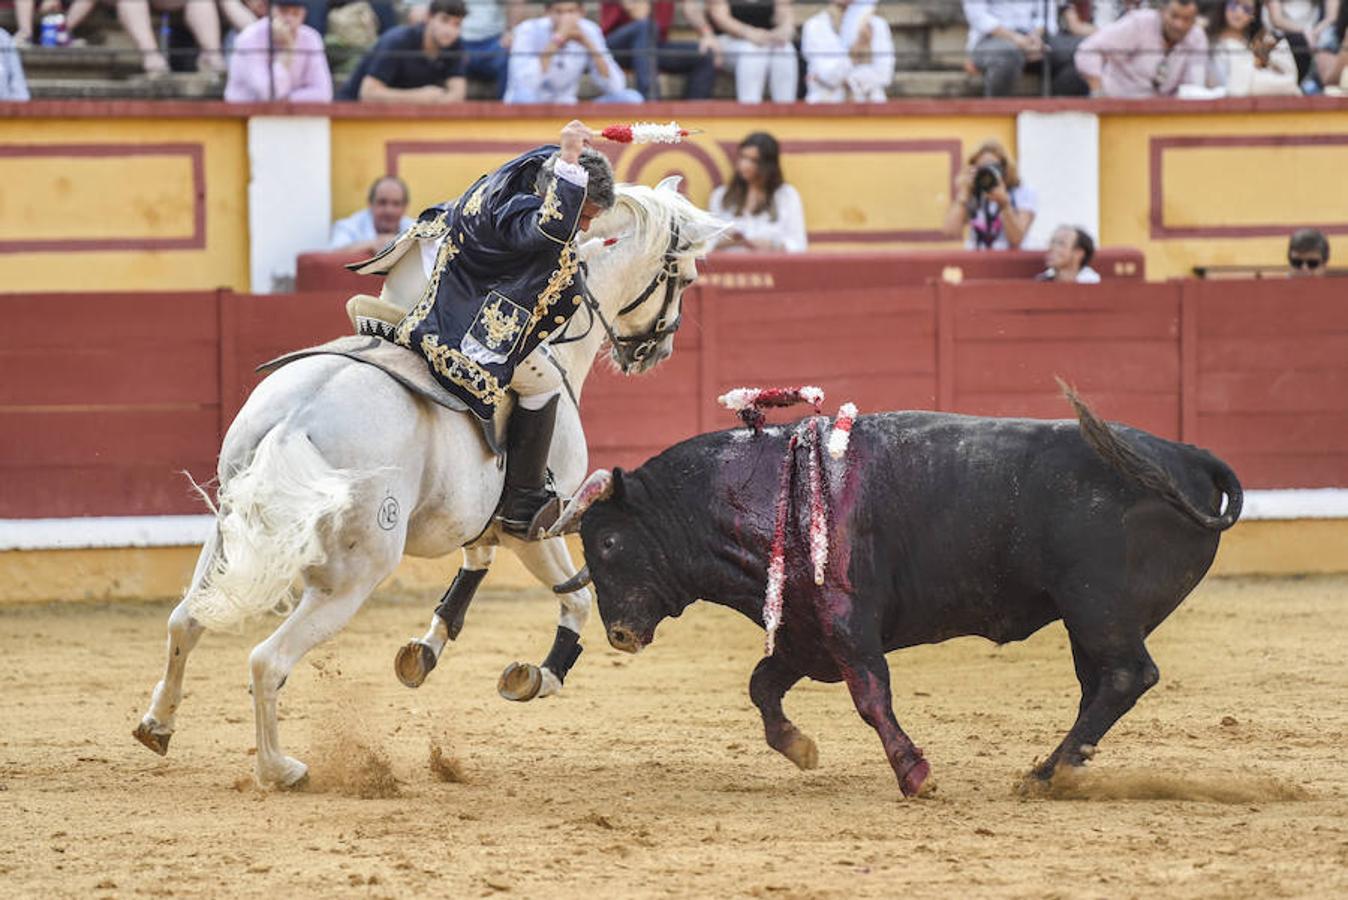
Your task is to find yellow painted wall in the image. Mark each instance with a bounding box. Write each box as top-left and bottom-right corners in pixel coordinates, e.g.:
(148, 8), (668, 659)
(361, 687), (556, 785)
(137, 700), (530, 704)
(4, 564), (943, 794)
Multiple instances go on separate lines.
(330, 114), (1016, 252)
(6, 107), (1348, 292)
(1099, 111), (1348, 280)
(0, 117), (250, 292)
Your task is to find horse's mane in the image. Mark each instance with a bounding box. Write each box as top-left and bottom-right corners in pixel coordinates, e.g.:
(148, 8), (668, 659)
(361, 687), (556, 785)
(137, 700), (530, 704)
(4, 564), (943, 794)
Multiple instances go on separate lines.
(612, 182), (727, 262)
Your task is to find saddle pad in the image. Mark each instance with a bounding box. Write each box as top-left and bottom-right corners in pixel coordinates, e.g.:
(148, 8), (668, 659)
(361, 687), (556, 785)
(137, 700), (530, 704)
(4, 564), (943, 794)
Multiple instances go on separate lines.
(257, 335), (506, 456)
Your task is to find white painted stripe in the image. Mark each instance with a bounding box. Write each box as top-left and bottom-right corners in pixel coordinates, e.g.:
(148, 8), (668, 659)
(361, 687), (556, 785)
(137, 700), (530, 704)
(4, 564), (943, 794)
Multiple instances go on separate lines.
(0, 516), (215, 551)
(1, 489), (1345, 551)
(1015, 111), (1100, 252)
(1240, 489), (1348, 521)
(247, 116), (332, 293)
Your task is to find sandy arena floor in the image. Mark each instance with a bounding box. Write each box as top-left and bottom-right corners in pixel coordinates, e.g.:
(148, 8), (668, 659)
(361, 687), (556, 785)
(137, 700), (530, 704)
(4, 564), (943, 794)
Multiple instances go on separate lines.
(2, 574), (1347, 898)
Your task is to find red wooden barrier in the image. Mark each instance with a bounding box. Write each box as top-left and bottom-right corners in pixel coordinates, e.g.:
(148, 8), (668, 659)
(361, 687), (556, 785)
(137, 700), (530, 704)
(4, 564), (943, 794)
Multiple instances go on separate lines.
(0, 275), (1343, 518)
(0, 292), (222, 517)
(937, 280), (1183, 438)
(1183, 279), (1348, 489)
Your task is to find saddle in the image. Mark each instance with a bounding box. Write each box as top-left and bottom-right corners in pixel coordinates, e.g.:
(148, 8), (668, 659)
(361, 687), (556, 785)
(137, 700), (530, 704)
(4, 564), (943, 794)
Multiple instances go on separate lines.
(256, 295), (509, 456)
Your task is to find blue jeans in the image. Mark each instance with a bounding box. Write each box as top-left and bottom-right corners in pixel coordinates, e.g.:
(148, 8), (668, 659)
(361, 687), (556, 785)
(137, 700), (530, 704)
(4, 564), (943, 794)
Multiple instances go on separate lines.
(462, 34), (509, 99)
(604, 19), (717, 100)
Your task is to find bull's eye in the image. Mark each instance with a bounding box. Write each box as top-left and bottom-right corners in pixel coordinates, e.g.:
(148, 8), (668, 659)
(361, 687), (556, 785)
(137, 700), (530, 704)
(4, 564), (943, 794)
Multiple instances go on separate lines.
(600, 533), (617, 554)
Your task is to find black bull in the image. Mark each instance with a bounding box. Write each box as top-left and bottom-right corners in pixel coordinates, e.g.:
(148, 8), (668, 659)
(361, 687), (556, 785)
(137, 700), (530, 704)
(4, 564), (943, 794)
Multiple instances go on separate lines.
(564, 391), (1242, 797)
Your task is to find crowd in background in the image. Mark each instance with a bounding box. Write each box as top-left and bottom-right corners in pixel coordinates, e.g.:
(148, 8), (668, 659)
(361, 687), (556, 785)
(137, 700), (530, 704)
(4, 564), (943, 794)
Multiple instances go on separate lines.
(3, 0), (1347, 102)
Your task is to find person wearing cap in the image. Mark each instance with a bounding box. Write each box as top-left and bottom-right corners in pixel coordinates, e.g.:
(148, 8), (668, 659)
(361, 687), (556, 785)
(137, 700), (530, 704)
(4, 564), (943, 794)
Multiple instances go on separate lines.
(224, 0), (332, 102)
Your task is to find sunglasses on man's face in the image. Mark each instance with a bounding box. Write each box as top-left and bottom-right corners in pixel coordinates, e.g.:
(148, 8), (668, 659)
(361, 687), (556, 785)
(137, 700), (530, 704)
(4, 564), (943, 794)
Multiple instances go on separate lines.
(1289, 256), (1324, 269)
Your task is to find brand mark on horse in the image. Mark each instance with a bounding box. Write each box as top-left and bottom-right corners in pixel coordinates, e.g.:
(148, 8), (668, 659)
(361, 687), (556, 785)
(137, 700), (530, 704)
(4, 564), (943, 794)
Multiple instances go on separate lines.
(377, 495), (400, 531)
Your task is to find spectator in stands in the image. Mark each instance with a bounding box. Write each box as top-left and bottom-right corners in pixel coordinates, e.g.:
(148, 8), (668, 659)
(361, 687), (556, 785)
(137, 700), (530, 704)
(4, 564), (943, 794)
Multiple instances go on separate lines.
(331, 176), (415, 255)
(709, 132), (807, 253)
(1037, 225), (1101, 283)
(224, 0), (332, 101)
(1264, 0), (1338, 88)
(504, 0), (642, 103)
(1325, 2), (1348, 86)
(337, 0), (467, 101)
(801, 0), (895, 102)
(944, 139), (1037, 251)
(406, 0), (523, 98)
(961, 0), (1088, 96)
(600, 1), (717, 100)
(0, 28), (30, 100)
(706, 0), (798, 103)
(1287, 228), (1330, 277)
(1075, 0), (1209, 97)
(13, 0), (173, 73)
(293, 0), (396, 38)
(1206, 0), (1300, 95)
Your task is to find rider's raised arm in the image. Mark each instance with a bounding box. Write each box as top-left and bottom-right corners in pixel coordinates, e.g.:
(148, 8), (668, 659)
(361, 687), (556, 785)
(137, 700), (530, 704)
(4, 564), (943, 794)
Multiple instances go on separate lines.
(492, 159), (589, 249)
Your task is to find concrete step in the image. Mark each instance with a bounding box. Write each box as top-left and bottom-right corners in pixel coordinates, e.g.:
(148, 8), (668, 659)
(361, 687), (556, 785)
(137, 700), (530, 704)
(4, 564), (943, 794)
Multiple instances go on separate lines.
(27, 73), (224, 99)
(19, 44), (147, 80)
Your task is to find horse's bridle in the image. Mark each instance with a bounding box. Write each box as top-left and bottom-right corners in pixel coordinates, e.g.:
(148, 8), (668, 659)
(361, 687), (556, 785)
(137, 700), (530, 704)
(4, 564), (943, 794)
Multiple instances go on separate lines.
(554, 222), (693, 374)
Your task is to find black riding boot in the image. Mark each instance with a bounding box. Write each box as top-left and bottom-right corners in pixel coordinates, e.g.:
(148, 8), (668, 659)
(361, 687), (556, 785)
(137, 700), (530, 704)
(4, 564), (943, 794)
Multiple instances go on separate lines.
(498, 394), (561, 539)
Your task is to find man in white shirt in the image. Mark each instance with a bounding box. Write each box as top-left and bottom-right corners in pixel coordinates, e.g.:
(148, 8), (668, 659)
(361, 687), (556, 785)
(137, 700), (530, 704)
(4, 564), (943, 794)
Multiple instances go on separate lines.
(330, 176), (416, 256)
(1037, 225), (1102, 284)
(962, 0), (1088, 95)
(801, 0), (895, 102)
(505, 0), (643, 103)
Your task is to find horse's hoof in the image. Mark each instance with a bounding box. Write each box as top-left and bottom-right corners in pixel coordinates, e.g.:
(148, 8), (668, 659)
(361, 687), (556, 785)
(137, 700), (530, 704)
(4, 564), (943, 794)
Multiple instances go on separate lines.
(280, 771), (311, 792)
(900, 758), (933, 798)
(132, 721), (172, 756)
(261, 757), (310, 790)
(394, 640), (438, 689)
(783, 733), (819, 771)
(497, 662), (543, 702)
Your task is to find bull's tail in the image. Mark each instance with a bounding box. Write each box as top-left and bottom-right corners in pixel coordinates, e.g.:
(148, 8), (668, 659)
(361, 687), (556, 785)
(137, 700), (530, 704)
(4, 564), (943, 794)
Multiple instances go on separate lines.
(1058, 379), (1242, 532)
(187, 427), (358, 630)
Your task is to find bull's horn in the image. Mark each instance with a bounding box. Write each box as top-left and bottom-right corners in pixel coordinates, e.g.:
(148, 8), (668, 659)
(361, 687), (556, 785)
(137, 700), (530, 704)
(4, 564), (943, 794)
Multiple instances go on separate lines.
(544, 469), (614, 538)
(552, 566), (592, 594)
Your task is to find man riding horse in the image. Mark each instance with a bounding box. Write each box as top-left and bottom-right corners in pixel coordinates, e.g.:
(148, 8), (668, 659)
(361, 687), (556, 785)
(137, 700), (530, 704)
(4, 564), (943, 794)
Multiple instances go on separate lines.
(356, 119), (614, 539)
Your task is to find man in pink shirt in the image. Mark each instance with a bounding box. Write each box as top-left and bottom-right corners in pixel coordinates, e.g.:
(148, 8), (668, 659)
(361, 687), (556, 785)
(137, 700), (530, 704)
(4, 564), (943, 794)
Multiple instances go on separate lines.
(225, 0), (333, 102)
(1074, 0), (1208, 97)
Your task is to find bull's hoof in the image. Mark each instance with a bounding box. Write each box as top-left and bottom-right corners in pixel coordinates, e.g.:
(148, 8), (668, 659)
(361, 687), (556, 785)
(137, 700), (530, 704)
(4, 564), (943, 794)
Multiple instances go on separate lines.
(132, 721), (172, 756)
(394, 640), (438, 689)
(497, 662), (543, 702)
(900, 758), (933, 798)
(782, 733), (819, 771)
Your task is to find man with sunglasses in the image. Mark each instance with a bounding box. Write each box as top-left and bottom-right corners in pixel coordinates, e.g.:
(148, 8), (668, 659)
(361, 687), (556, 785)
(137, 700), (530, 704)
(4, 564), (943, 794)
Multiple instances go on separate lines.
(1074, 0), (1208, 96)
(1288, 228), (1330, 277)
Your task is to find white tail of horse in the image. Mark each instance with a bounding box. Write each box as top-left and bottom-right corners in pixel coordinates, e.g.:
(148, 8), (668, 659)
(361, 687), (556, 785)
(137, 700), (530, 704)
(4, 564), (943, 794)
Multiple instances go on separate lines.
(188, 427), (358, 630)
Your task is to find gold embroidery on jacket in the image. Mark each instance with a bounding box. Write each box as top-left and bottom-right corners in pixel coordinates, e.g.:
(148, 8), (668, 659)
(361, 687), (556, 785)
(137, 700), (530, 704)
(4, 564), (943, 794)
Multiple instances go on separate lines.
(538, 180), (563, 224)
(408, 210), (450, 240)
(420, 334), (505, 407)
(463, 182), (488, 216)
(527, 241), (578, 331)
(395, 230), (459, 346)
(479, 296), (526, 352)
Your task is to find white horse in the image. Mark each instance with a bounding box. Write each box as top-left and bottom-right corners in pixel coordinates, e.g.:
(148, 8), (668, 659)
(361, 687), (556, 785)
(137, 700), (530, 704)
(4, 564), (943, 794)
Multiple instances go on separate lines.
(133, 179), (725, 788)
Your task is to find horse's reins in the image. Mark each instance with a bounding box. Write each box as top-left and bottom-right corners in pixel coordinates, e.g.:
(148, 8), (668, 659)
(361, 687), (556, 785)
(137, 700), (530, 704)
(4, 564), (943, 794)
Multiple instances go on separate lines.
(546, 222), (692, 403)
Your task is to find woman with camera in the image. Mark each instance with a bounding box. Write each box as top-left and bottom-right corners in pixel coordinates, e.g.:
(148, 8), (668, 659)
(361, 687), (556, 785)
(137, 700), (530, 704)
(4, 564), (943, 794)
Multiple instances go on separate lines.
(943, 139), (1038, 251)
